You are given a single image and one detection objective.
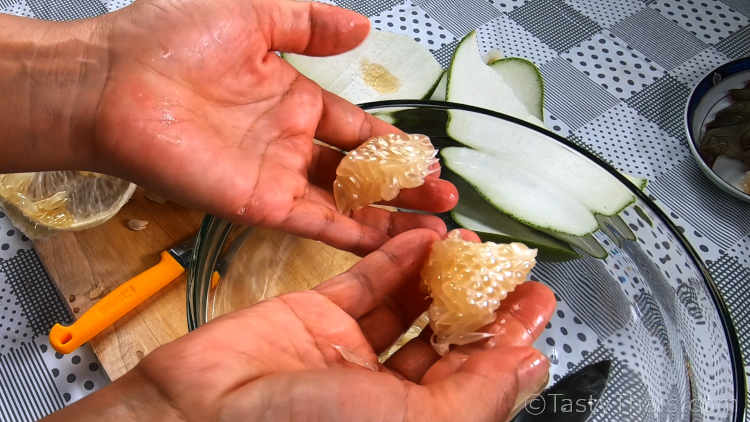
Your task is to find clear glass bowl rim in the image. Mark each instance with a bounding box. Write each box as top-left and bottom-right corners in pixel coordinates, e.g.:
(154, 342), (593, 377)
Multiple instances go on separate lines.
(186, 99), (747, 420)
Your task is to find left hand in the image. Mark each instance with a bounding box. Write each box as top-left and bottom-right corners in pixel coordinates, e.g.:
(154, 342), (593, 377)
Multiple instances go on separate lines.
(2, 1), (457, 255)
(88, 0), (456, 255)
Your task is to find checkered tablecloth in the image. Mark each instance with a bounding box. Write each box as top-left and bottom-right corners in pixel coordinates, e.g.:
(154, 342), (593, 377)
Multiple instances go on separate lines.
(1, 0), (749, 420)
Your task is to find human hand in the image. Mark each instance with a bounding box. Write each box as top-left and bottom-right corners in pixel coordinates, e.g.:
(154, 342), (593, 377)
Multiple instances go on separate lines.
(87, 0), (456, 254)
(51, 229), (555, 421)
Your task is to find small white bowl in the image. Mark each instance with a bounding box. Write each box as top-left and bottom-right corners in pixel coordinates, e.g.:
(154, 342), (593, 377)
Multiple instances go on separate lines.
(684, 57), (750, 203)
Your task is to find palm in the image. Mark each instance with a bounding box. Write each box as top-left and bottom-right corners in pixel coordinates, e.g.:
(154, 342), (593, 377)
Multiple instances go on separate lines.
(136, 230), (556, 421)
(93, 0), (456, 254)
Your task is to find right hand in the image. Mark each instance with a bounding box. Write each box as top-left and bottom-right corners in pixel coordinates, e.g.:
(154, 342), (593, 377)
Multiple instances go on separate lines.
(83, 229), (555, 421)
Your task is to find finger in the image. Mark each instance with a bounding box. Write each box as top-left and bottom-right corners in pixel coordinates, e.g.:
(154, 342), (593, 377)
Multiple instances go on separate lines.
(221, 347), (546, 422)
(449, 228), (480, 242)
(352, 206), (447, 237)
(430, 283), (554, 361)
(416, 347), (549, 421)
(316, 90), (404, 150)
(302, 184), (337, 210)
(385, 331), (438, 382)
(357, 300), (408, 353)
(315, 229), (439, 318)
(279, 187), (447, 255)
(309, 143), (344, 188)
(256, 0), (371, 56)
(357, 270), (431, 354)
(277, 198), (389, 255)
(480, 282), (556, 349)
(449, 282), (555, 356)
(301, 184), (450, 236)
(381, 178), (458, 213)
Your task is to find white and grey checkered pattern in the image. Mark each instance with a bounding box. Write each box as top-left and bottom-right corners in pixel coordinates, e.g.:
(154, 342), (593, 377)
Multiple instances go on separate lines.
(1, 0), (749, 419)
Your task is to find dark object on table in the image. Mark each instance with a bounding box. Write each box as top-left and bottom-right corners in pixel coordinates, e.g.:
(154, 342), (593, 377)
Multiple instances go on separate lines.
(700, 81), (750, 167)
(510, 360), (612, 422)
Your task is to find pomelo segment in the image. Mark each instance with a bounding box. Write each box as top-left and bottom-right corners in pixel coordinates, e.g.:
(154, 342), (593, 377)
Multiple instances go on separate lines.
(333, 133), (437, 214)
(422, 231), (536, 355)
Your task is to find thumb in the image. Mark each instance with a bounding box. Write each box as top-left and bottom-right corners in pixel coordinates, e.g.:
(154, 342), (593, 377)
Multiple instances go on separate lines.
(254, 0), (371, 56)
(415, 346), (549, 421)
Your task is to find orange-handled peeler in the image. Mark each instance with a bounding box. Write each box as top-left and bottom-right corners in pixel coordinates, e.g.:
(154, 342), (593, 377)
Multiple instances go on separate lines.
(48, 237), (219, 354)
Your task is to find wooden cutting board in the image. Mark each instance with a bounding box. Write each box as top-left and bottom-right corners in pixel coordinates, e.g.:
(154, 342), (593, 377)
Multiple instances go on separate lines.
(34, 189), (204, 381)
(33, 189), (361, 382)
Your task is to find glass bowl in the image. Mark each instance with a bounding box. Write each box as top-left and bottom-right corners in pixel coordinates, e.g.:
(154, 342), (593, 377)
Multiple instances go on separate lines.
(187, 101), (746, 421)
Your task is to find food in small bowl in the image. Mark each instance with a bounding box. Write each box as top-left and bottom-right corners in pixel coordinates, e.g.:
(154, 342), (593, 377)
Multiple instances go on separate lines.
(699, 81), (750, 194)
(686, 57), (750, 202)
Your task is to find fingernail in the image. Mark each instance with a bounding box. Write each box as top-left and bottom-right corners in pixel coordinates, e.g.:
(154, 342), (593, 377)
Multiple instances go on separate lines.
(517, 350), (549, 396)
(443, 351), (470, 371)
(446, 229), (462, 238)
